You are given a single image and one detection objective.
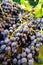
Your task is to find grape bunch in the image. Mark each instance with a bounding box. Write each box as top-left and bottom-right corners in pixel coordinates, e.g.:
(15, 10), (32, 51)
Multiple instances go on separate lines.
(0, 2), (43, 65)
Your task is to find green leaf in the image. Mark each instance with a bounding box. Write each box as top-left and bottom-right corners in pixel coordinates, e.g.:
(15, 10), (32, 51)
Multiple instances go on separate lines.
(34, 4), (42, 18)
(42, 8), (43, 16)
(20, 0), (32, 11)
(38, 0), (43, 4)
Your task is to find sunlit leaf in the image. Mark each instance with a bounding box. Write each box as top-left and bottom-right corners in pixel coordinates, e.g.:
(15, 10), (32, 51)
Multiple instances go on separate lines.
(20, 0), (32, 11)
(34, 4), (42, 18)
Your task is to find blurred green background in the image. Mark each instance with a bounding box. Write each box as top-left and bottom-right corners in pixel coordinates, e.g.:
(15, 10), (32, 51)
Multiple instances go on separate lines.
(0, 0), (39, 7)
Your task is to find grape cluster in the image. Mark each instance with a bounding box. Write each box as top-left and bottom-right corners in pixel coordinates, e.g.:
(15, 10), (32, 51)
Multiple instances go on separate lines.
(0, 2), (43, 65)
(32, 18), (43, 30)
